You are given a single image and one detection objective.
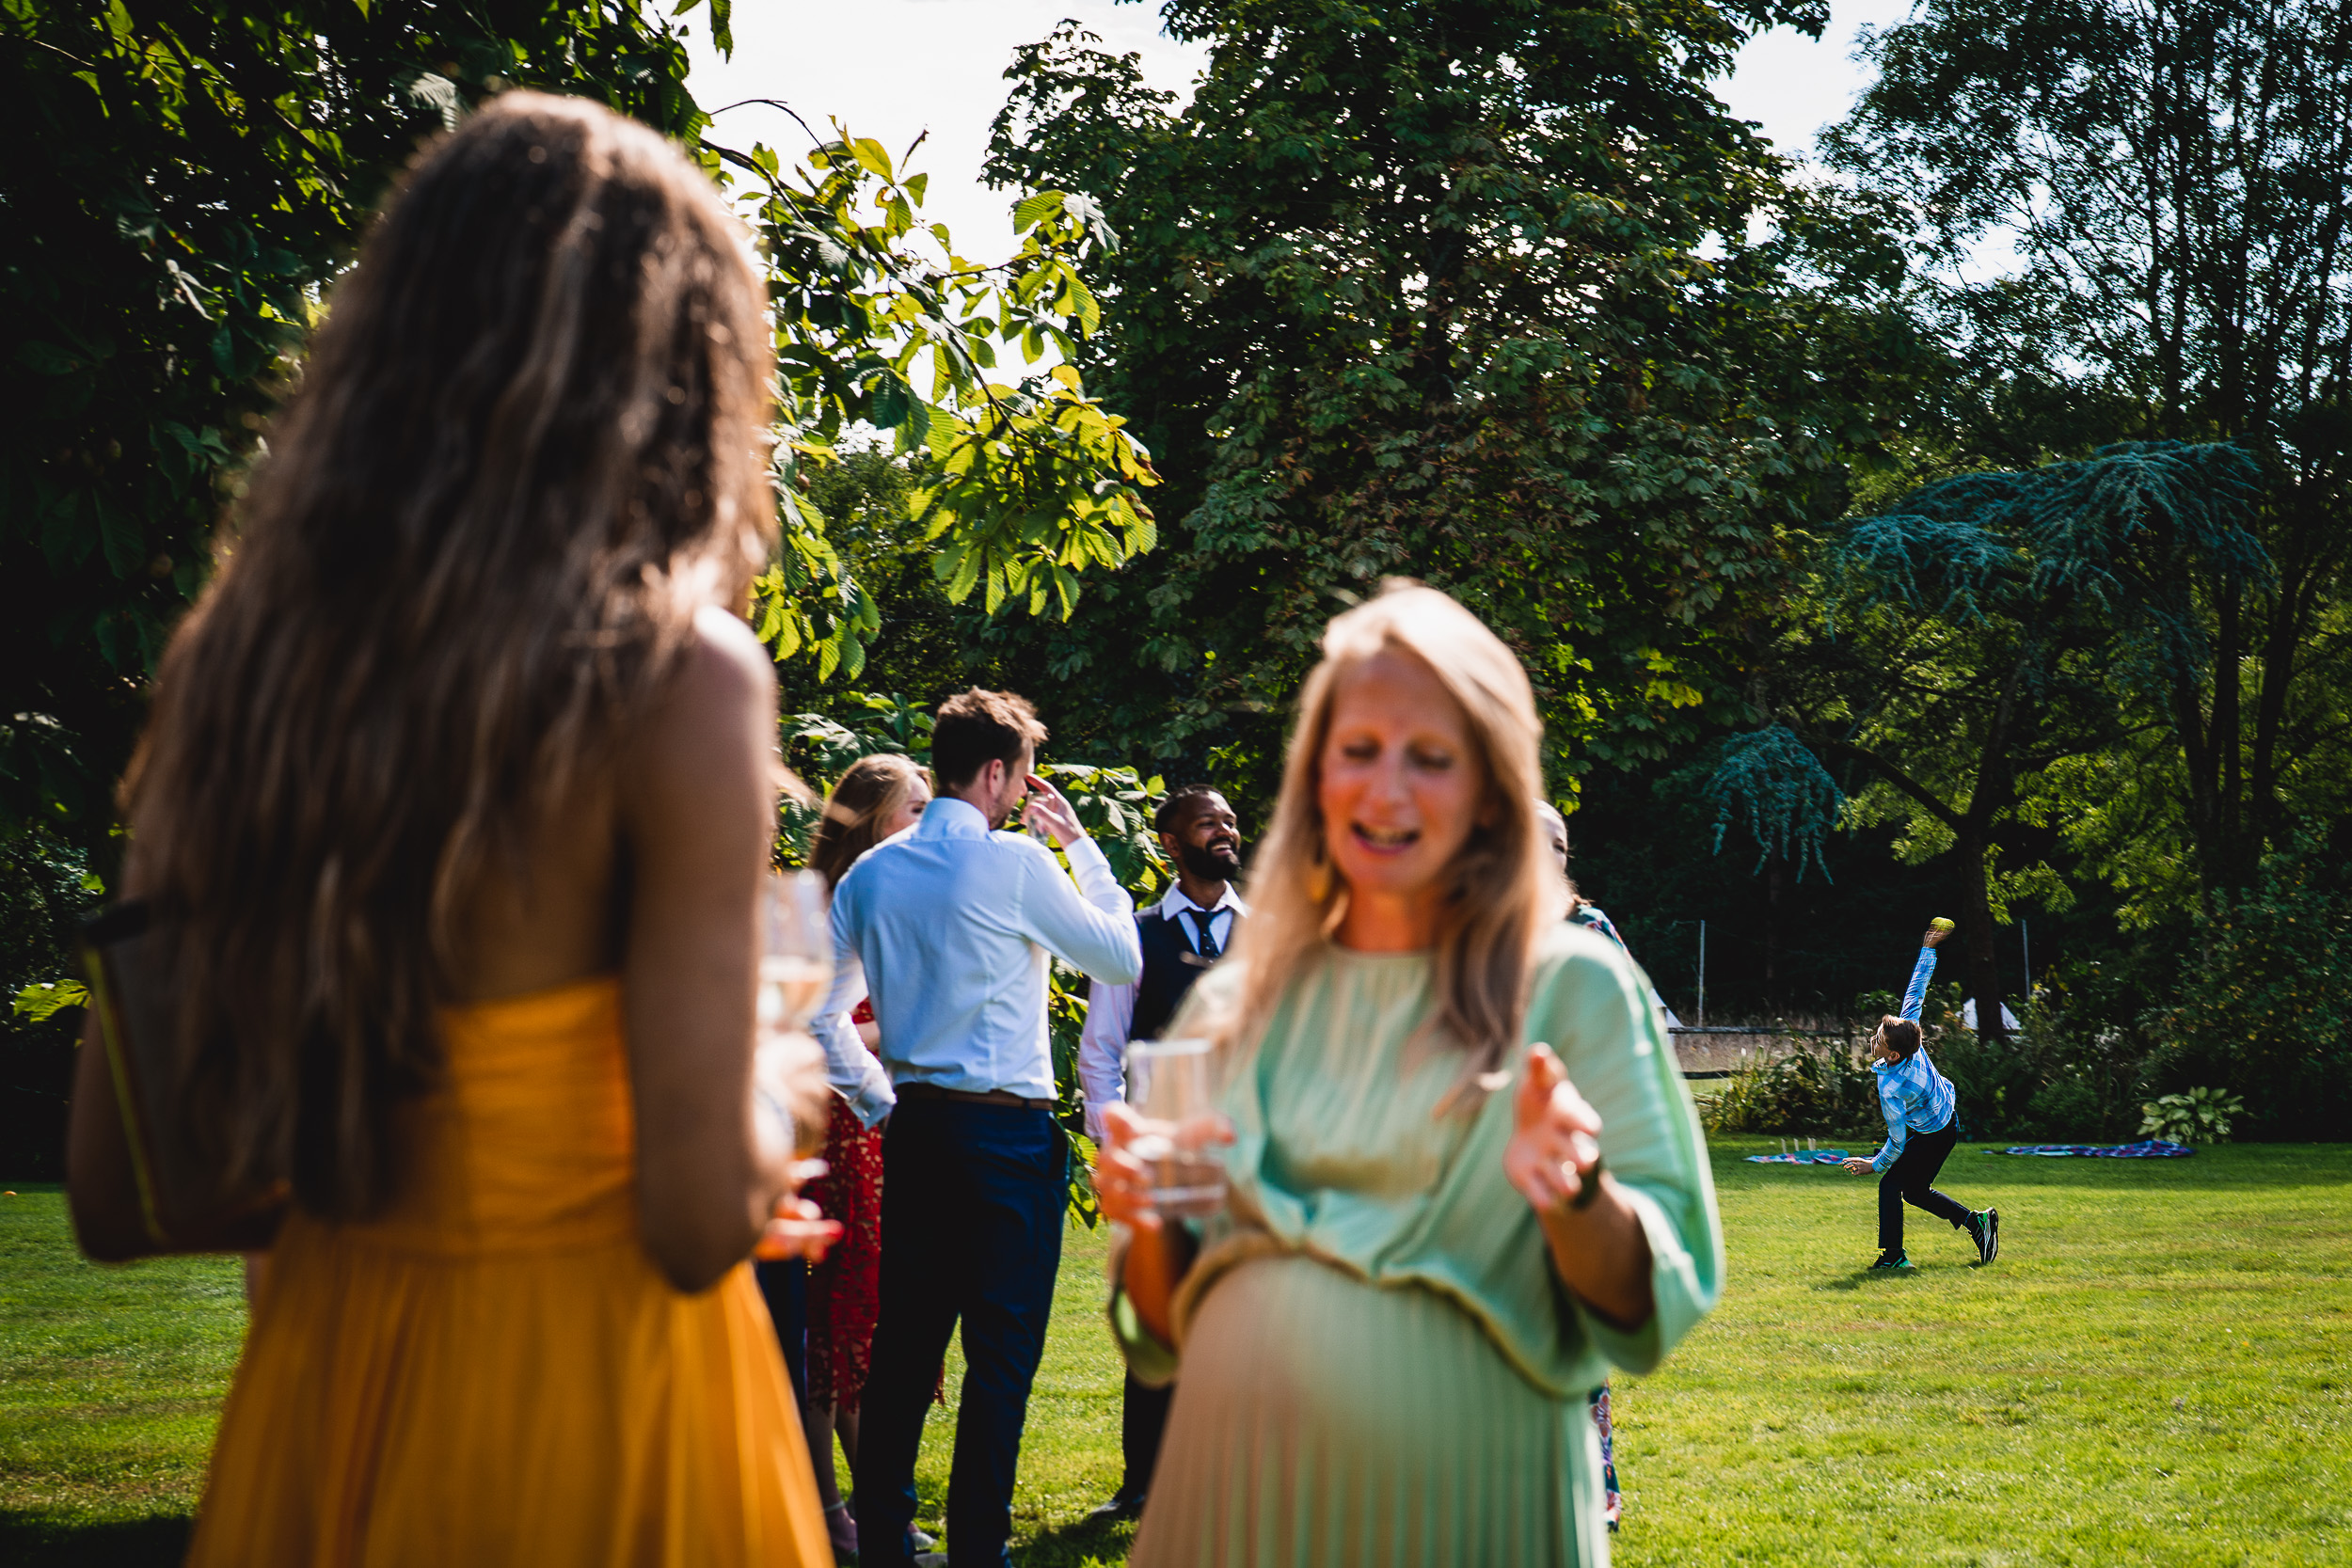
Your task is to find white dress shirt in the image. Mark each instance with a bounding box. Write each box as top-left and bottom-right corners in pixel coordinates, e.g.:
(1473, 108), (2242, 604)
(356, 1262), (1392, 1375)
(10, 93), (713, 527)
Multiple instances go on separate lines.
(1076, 883), (1247, 1142)
(812, 795), (1144, 1126)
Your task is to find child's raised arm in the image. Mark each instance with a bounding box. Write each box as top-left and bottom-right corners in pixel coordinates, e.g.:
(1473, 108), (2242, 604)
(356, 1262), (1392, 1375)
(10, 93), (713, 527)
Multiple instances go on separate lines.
(1900, 922), (1949, 1023)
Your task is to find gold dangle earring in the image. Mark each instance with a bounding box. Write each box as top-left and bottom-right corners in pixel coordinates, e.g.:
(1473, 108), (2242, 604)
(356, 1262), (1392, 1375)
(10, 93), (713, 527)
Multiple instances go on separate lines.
(1305, 839), (1334, 905)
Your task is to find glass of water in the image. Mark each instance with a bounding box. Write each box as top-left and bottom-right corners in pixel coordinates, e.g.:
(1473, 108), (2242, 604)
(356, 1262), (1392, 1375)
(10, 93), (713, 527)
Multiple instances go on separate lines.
(1123, 1037), (1227, 1218)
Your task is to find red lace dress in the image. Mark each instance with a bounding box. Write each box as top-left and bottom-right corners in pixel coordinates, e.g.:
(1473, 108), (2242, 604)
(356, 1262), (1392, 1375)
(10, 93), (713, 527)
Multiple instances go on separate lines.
(803, 1000), (884, 1412)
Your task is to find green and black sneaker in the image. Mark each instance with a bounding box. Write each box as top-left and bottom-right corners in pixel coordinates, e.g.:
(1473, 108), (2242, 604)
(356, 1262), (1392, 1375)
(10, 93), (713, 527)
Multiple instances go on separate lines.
(1970, 1208), (2000, 1264)
(1868, 1249), (1915, 1271)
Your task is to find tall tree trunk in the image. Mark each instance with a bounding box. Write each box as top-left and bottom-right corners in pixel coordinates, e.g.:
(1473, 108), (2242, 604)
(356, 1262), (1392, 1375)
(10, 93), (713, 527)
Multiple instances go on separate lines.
(1956, 657), (2025, 1043)
(2213, 578), (2246, 887)
(1955, 822), (2007, 1044)
(1836, 632), (2026, 1045)
(2169, 603), (2226, 910)
(2250, 529), (2306, 858)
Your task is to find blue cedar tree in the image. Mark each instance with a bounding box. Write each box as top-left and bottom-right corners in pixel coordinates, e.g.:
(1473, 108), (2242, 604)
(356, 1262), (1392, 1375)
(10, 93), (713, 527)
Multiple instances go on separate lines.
(1706, 725), (1845, 881)
(1755, 439), (2266, 1036)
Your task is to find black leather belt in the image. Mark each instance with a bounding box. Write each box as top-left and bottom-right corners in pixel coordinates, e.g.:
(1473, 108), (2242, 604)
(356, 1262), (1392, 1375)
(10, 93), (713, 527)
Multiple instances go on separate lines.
(894, 1082), (1055, 1111)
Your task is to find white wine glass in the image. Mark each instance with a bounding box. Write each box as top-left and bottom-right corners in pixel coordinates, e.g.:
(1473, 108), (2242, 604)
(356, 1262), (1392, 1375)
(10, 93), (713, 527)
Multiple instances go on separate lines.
(755, 867), (832, 1158)
(758, 868), (831, 1030)
(1123, 1037), (1228, 1218)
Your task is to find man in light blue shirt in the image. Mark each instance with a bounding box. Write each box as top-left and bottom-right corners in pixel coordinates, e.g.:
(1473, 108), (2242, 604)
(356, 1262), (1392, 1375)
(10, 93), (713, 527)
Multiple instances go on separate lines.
(1841, 924), (2000, 1270)
(814, 689), (1141, 1568)
(815, 764), (1141, 1128)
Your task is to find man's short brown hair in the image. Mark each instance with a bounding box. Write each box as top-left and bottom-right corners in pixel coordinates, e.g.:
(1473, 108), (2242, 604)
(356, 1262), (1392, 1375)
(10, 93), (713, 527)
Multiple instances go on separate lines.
(931, 689), (1047, 789)
(1878, 1015), (1923, 1058)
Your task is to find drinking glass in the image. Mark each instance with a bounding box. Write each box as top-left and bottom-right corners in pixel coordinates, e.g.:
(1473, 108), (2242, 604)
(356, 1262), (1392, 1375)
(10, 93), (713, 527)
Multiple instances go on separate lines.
(758, 868), (831, 1031)
(755, 868), (832, 1157)
(1123, 1037), (1227, 1218)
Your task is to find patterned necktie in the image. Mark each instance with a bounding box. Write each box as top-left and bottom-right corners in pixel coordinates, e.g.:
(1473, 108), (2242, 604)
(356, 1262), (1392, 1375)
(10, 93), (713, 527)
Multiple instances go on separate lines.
(1187, 907), (1222, 960)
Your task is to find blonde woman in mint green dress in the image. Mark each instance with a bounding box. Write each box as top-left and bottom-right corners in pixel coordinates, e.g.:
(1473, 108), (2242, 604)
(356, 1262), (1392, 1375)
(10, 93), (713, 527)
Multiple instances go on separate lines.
(1096, 582), (1723, 1567)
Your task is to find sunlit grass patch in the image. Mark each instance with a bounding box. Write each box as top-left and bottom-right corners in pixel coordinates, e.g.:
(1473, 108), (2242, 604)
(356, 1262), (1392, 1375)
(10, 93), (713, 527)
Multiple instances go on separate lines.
(3, 1142), (2346, 1566)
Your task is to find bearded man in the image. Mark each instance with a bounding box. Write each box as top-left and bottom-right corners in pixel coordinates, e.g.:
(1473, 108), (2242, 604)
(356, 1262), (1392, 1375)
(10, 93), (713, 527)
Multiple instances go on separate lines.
(1075, 783), (1247, 1523)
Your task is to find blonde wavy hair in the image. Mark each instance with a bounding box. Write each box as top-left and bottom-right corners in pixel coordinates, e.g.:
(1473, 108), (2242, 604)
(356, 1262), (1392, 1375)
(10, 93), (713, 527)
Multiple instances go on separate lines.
(809, 754), (931, 891)
(1208, 580), (1561, 1071)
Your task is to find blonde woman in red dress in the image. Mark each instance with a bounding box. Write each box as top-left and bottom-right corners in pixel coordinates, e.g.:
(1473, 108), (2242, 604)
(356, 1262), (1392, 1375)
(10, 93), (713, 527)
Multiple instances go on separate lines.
(803, 753), (931, 1557)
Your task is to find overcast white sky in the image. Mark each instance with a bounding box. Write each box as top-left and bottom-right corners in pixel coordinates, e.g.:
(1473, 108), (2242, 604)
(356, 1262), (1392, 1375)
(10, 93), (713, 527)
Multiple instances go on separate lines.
(687, 2), (1918, 263)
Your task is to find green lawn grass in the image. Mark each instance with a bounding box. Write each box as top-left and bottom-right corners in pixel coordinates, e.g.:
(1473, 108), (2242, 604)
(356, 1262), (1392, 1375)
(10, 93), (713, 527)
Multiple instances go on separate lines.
(0, 1186), (244, 1566)
(5, 1140), (2348, 1564)
(1620, 1138), (2352, 1567)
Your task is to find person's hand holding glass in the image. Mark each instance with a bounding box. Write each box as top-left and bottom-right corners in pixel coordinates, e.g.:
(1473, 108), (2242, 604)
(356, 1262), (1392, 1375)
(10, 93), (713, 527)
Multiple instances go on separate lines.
(1096, 1037), (1235, 1233)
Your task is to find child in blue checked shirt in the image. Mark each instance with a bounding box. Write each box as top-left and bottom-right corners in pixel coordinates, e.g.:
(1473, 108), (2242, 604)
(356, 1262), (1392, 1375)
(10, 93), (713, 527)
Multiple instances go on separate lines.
(1841, 924), (2001, 1269)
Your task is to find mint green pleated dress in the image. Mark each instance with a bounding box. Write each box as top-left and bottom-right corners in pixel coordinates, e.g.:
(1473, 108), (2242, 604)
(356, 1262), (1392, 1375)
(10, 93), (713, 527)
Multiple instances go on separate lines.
(1110, 924), (1724, 1567)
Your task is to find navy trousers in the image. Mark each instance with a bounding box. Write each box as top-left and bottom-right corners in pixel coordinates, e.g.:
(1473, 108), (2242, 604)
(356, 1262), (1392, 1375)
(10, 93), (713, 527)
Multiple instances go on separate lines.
(1120, 1370), (1173, 1497)
(1878, 1117), (1971, 1250)
(753, 1258), (807, 1402)
(855, 1098), (1066, 1567)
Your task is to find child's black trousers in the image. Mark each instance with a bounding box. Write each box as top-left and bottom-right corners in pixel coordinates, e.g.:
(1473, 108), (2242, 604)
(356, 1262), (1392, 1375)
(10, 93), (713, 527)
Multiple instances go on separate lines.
(1878, 1117), (1971, 1251)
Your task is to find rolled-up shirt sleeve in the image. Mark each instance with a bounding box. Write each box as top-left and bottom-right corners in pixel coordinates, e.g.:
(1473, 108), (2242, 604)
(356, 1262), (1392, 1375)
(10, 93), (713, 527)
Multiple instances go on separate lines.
(1016, 835), (1144, 984)
(812, 888), (895, 1129)
(1078, 975), (1136, 1142)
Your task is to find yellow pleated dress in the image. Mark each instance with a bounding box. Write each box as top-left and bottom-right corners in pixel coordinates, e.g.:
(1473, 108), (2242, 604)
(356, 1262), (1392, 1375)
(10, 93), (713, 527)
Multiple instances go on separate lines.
(186, 977), (831, 1567)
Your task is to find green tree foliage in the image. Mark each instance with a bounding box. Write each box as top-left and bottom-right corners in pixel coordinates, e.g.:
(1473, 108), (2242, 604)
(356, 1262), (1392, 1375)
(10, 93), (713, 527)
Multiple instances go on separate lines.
(722, 134), (1156, 678)
(1824, 0), (2352, 894)
(1705, 724), (1845, 880)
(0, 827), (95, 1177)
(2, 0), (717, 854)
(1731, 440), (2265, 1037)
(977, 0), (1931, 797)
(2, 0), (1155, 866)
(2151, 832), (2352, 1139)
(775, 451), (973, 709)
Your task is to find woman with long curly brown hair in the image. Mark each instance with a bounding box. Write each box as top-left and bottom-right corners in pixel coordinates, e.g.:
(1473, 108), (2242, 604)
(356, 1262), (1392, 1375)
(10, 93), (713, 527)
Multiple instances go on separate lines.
(1095, 581), (1724, 1566)
(66, 94), (834, 1565)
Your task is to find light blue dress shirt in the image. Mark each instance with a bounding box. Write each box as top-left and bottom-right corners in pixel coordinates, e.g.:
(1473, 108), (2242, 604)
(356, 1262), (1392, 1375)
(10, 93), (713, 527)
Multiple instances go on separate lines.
(812, 795), (1144, 1126)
